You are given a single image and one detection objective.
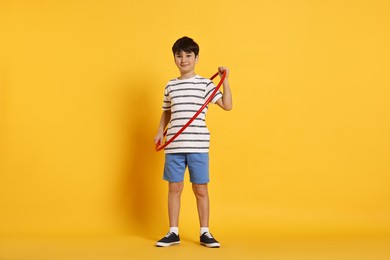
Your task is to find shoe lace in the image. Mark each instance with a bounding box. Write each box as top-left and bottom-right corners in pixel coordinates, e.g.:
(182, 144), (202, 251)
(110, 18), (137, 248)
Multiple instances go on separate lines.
(165, 232), (175, 238)
(204, 232), (214, 239)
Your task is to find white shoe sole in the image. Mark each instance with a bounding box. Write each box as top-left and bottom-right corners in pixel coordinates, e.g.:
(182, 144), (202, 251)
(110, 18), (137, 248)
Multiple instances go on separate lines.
(156, 241), (180, 247)
(201, 242), (220, 248)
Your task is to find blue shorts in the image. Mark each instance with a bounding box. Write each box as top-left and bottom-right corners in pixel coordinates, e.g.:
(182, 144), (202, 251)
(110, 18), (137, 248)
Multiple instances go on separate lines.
(163, 153), (209, 184)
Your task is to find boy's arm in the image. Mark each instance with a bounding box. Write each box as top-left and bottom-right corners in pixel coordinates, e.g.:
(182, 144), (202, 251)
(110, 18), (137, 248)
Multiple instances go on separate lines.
(154, 110), (171, 144)
(215, 66), (233, 111)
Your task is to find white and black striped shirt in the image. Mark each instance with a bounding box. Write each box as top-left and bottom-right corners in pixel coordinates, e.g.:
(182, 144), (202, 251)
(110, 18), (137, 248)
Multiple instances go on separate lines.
(162, 75), (222, 153)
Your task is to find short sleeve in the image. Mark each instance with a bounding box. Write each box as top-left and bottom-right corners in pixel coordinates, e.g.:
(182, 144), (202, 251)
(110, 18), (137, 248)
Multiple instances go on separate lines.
(162, 85), (171, 110)
(205, 81), (223, 104)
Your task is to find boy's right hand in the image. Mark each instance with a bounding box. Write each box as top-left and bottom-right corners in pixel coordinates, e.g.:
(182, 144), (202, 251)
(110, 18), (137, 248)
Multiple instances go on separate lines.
(154, 132), (164, 145)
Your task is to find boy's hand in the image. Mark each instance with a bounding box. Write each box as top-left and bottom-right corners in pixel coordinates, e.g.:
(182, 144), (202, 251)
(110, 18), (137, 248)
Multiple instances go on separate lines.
(218, 66), (229, 80)
(215, 66), (233, 111)
(154, 132), (164, 145)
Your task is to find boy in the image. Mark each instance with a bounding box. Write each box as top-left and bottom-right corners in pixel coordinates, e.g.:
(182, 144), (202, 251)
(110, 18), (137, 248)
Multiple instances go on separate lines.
(154, 36), (232, 248)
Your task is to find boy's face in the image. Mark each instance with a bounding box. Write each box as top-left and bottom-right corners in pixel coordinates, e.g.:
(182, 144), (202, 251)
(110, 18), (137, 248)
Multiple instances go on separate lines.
(174, 51), (198, 76)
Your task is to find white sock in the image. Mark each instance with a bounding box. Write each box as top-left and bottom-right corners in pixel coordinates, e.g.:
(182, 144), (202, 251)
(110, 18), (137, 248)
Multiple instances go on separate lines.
(200, 227), (209, 235)
(170, 227), (179, 236)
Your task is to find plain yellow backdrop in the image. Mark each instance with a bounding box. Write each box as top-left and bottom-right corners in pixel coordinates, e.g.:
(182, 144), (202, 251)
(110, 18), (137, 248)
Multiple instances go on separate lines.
(1, 0), (389, 239)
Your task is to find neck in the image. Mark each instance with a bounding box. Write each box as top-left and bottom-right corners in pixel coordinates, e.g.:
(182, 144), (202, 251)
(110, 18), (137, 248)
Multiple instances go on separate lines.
(179, 72), (196, 80)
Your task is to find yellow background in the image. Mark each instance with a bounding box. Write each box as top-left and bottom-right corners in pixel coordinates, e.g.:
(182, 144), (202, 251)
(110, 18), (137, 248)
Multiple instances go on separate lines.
(1, 0), (389, 244)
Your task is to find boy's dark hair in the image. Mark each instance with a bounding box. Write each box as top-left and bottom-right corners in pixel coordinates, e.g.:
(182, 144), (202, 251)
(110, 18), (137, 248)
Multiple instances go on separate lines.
(172, 36), (199, 56)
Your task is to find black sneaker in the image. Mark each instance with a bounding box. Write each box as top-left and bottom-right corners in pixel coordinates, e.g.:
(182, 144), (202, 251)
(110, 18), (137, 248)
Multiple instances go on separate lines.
(155, 232), (180, 247)
(200, 232), (220, 248)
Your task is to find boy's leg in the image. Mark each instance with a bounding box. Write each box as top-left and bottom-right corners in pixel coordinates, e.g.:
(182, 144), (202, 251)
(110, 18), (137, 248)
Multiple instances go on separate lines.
(188, 153), (211, 228)
(192, 183), (220, 248)
(188, 153), (220, 248)
(192, 183), (209, 227)
(156, 154), (186, 247)
(156, 181), (183, 247)
(168, 181), (184, 227)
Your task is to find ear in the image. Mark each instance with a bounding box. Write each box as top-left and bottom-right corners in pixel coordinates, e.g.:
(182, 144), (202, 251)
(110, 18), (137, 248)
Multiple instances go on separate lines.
(195, 55), (199, 63)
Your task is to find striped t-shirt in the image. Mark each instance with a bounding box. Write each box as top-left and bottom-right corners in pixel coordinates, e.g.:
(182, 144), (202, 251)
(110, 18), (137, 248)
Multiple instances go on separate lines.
(162, 75), (222, 153)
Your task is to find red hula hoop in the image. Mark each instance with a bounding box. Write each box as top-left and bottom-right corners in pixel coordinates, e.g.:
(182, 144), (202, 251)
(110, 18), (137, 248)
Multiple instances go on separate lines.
(155, 70), (227, 151)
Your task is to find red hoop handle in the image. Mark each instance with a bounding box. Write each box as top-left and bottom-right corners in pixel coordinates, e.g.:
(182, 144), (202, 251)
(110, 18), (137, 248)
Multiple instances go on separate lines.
(155, 70), (227, 151)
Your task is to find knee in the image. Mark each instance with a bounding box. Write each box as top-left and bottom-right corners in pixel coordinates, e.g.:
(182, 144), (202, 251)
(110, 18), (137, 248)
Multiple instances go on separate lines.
(169, 182), (184, 195)
(192, 184), (208, 198)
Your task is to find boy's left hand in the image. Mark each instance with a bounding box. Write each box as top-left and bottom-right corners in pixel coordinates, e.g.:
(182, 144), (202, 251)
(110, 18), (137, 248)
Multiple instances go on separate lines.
(218, 66), (229, 81)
